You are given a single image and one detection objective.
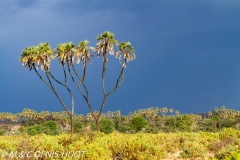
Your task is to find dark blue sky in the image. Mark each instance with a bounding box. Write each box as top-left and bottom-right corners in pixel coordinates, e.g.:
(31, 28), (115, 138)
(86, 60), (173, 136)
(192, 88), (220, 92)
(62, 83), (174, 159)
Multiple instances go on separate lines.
(0, 0), (240, 115)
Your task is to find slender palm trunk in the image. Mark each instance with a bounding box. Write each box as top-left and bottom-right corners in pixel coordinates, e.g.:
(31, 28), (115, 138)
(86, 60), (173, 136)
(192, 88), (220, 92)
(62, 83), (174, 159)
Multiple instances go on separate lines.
(34, 65), (74, 136)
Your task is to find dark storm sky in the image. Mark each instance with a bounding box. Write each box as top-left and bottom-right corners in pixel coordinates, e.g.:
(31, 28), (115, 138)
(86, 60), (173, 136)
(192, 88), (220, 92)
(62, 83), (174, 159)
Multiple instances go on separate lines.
(0, 0), (240, 115)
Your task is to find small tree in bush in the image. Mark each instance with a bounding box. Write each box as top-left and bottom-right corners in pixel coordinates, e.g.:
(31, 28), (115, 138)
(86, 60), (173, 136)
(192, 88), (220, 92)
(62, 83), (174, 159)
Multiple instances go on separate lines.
(145, 124), (159, 134)
(0, 128), (7, 135)
(118, 123), (133, 133)
(131, 116), (148, 131)
(74, 121), (84, 133)
(26, 121), (60, 136)
(43, 120), (58, 130)
(176, 114), (194, 132)
(99, 118), (115, 134)
(164, 116), (178, 132)
(27, 125), (42, 136)
(42, 120), (60, 135)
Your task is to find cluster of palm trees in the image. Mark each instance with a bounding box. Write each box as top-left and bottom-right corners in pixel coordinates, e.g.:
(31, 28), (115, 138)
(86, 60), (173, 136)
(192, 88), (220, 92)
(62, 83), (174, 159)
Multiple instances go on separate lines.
(214, 106), (240, 119)
(19, 31), (136, 135)
(0, 107), (178, 124)
(0, 109), (83, 131)
(1, 106), (240, 133)
(0, 112), (18, 122)
(127, 107), (179, 121)
(0, 107), (172, 125)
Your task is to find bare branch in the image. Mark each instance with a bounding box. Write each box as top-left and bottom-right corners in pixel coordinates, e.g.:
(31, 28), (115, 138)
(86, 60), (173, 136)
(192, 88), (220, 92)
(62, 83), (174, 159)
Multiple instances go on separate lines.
(33, 65), (53, 91)
(48, 65), (75, 134)
(67, 62), (97, 122)
(106, 66), (125, 97)
(43, 66), (71, 117)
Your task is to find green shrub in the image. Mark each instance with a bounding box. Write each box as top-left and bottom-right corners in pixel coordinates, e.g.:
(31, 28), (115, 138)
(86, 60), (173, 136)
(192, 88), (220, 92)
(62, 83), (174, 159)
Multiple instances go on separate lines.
(42, 120), (59, 135)
(91, 122), (97, 131)
(18, 126), (27, 133)
(197, 119), (216, 132)
(163, 115), (194, 132)
(164, 116), (178, 132)
(27, 125), (42, 136)
(118, 123), (133, 133)
(28, 128), (38, 136)
(99, 118), (115, 134)
(0, 128), (6, 136)
(177, 114), (194, 132)
(43, 120), (58, 130)
(131, 116), (147, 131)
(145, 125), (159, 134)
(26, 121), (60, 136)
(74, 121), (84, 133)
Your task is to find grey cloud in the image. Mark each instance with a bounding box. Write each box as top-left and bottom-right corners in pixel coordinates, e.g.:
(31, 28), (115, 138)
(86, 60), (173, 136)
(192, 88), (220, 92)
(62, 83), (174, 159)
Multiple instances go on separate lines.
(49, 0), (156, 16)
(0, 0), (40, 14)
(16, 0), (40, 8)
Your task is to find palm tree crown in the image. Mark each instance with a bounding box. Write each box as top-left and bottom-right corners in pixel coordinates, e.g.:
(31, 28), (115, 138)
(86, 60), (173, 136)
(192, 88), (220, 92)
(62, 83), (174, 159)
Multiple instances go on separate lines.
(74, 40), (94, 67)
(20, 46), (37, 70)
(116, 41), (136, 68)
(53, 42), (75, 66)
(33, 43), (52, 71)
(20, 43), (53, 71)
(95, 31), (119, 62)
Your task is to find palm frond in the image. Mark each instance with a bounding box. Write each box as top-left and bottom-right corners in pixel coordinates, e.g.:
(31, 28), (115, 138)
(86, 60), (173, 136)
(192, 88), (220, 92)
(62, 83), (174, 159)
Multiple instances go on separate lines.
(53, 42), (75, 66)
(115, 41), (136, 68)
(74, 40), (94, 67)
(95, 31), (119, 62)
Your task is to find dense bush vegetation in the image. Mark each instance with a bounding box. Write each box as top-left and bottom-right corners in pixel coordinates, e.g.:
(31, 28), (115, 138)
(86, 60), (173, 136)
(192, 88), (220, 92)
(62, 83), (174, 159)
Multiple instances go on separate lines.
(0, 106), (239, 134)
(0, 129), (239, 159)
(18, 120), (60, 136)
(0, 106), (239, 159)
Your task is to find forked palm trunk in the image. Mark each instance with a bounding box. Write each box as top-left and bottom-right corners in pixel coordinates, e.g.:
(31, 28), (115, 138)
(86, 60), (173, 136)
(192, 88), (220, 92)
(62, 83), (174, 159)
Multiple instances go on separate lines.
(70, 115), (74, 136)
(96, 120), (100, 132)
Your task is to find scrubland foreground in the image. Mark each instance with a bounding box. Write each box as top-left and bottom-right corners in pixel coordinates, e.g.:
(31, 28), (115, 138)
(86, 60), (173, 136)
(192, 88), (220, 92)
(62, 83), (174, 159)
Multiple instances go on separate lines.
(0, 128), (239, 160)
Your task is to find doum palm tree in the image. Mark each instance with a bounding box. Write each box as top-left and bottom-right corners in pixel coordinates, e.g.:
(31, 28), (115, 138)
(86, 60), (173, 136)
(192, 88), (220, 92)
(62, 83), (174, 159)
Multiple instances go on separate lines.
(20, 43), (75, 135)
(20, 31), (136, 133)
